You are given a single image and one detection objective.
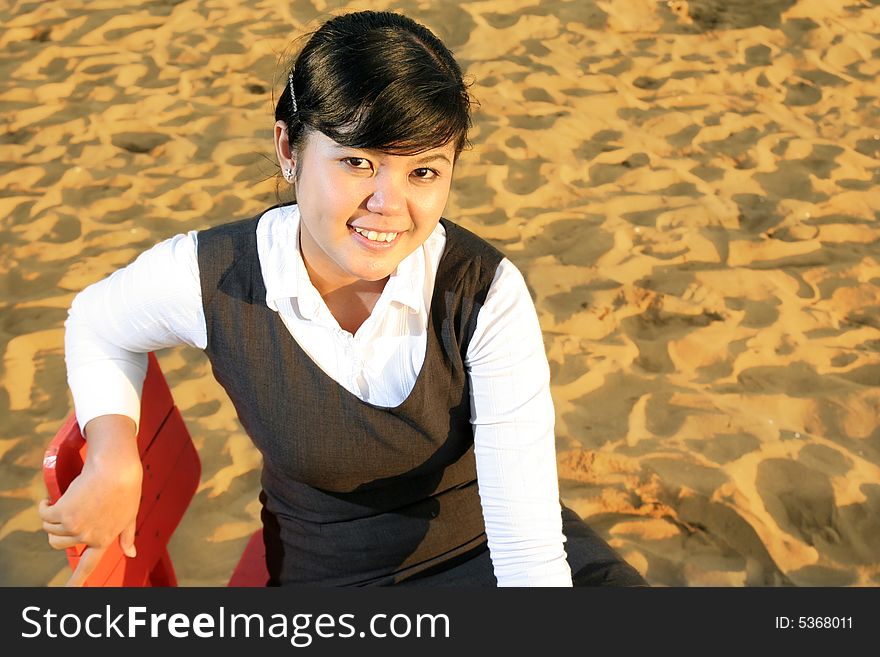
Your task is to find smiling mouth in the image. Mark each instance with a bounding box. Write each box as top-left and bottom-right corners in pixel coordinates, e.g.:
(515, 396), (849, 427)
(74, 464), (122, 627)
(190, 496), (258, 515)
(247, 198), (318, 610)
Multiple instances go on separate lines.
(350, 226), (400, 243)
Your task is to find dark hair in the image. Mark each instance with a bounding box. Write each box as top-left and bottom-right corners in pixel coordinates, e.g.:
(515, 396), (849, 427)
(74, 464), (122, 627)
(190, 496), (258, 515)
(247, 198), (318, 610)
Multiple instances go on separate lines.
(275, 11), (473, 163)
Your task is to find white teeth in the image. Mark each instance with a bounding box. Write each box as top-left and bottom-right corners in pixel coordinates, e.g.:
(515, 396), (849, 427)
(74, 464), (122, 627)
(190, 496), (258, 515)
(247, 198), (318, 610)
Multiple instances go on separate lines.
(353, 226), (398, 242)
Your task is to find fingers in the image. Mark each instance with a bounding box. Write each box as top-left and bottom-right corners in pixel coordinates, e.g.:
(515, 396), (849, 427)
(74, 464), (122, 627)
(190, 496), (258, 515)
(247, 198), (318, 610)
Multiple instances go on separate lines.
(38, 498), (61, 524)
(43, 520), (77, 537)
(41, 497), (83, 541)
(47, 534), (83, 550)
(120, 521), (137, 559)
(41, 498), (80, 545)
(66, 546), (105, 588)
(43, 520), (73, 536)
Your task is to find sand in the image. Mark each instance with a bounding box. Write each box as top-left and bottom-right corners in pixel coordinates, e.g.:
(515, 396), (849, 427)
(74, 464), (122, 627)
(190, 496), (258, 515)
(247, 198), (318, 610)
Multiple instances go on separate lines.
(1, 0), (878, 587)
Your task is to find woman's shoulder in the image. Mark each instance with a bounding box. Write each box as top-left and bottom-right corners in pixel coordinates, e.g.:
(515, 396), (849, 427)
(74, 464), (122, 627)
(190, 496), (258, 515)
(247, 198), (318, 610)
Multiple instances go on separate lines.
(438, 217), (506, 264)
(198, 203), (295, 242)
(194, 205), (295, 302)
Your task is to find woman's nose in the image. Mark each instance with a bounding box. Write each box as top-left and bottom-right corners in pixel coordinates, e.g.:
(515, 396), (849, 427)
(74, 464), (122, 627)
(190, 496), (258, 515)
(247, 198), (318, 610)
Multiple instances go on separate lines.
(365, 171), (405, 215)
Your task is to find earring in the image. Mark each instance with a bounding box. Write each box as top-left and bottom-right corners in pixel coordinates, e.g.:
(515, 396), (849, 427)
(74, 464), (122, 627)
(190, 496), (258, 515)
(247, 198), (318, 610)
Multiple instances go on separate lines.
(283, 167), (294, 182)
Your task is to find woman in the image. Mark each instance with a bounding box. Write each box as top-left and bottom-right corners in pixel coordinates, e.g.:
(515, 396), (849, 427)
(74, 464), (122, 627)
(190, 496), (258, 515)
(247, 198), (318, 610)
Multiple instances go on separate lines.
(40, 10), (645, 587)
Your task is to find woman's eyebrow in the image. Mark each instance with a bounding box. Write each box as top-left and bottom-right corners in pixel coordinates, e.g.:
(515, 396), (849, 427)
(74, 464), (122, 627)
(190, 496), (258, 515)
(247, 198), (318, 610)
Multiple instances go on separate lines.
(329, 144), (365, 154)
(329, 144), (451, 166)
(414, 153), (451, 165)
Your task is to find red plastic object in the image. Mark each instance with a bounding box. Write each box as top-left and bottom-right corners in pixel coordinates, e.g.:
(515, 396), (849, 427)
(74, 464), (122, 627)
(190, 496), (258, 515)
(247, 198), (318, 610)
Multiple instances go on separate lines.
(228, 531), (268, 587)
(43, 352), (267, 587)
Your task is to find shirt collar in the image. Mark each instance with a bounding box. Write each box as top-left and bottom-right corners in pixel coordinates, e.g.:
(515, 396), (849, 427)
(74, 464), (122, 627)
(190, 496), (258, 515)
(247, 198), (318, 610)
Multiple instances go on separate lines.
(386, 239), (424, 315)
(259, 204), (424, 318)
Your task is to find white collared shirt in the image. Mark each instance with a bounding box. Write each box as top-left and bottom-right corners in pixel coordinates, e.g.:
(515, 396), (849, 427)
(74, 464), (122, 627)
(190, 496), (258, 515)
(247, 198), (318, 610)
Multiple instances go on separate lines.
(65, 205), (573, 586)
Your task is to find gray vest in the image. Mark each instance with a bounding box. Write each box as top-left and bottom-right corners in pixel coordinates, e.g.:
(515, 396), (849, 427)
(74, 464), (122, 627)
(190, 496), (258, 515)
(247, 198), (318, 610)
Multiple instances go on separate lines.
(197, 208), (504, 585)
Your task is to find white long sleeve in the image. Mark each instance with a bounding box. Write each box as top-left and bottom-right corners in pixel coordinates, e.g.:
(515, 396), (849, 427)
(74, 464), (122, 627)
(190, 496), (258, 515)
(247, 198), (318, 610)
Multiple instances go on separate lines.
(467, 263), (572, 586)
(64, 205), (572, 586)
(64, 231), (205, 432)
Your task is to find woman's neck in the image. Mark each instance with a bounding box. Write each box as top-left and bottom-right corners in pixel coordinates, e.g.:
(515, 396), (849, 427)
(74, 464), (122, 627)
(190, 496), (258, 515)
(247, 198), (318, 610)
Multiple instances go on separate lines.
(297, 224), (390, 332)
(318, 277), (389, 335)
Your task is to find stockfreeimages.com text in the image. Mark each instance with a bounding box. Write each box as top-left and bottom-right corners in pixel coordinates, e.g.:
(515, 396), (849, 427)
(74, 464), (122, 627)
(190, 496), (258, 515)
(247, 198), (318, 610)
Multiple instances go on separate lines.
(21, 605), (450, 646)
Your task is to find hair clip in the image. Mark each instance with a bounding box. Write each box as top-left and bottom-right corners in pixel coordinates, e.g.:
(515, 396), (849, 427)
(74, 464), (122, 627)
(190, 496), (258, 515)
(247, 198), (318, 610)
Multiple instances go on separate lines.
(288, 72), (297, 114)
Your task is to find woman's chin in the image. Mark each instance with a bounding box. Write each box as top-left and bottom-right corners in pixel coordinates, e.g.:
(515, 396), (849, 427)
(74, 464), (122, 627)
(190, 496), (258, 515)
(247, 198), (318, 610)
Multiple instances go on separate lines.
(352, 265), (395, 284)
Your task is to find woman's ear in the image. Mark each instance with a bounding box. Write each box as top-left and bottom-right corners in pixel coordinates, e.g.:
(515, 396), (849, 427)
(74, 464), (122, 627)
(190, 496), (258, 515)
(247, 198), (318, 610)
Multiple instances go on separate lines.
(274, 120), (296, 180)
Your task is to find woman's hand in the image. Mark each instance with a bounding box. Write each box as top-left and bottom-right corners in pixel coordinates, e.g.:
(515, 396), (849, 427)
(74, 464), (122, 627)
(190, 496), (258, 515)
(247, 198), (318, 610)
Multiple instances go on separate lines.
(39, 414), (142, 587)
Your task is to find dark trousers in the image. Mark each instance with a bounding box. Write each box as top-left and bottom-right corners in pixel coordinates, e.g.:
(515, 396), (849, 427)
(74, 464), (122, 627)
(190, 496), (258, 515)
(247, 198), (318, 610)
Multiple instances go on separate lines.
(397, 504), (648, 587)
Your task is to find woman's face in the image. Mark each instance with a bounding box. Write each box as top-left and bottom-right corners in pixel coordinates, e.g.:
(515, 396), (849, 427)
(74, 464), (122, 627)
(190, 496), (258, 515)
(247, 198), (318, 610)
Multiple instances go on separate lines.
(290, 129), (457, 294)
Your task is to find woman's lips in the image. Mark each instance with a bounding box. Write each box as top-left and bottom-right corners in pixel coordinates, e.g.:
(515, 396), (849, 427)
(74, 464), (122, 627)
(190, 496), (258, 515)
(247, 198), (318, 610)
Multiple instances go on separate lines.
(348, 225), (402, 248)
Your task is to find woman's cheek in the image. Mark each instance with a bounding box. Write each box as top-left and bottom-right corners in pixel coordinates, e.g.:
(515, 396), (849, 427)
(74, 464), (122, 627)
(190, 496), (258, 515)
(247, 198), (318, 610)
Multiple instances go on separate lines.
(422, 186), (451, 215)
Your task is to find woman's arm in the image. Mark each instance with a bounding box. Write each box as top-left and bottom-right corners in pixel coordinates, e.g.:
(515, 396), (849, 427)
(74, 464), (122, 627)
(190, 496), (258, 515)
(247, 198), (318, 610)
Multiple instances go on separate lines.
(40, 231), (206, 585)
(64, 231), (207, 432)
(466, 259), (573, 587)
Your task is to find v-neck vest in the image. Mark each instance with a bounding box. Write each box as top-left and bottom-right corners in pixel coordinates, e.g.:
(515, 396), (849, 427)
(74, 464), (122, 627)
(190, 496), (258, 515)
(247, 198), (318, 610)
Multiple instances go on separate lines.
(197, 208), (504, 585)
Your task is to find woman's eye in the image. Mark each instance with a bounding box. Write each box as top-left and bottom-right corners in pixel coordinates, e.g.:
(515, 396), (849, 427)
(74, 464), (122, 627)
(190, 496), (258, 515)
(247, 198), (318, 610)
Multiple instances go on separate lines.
(345, 157), (371, 169)
(412, 167), (437, 180)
